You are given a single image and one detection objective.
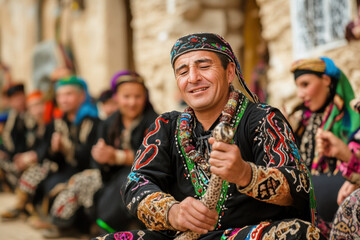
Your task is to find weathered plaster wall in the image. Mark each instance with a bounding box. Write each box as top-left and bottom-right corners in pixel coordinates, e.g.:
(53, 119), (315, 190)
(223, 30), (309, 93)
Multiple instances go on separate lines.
(257, 0), (360, 112)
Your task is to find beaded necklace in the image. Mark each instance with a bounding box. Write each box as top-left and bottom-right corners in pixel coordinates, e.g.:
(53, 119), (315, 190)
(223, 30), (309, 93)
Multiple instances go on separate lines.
(175, 86), (249, 198)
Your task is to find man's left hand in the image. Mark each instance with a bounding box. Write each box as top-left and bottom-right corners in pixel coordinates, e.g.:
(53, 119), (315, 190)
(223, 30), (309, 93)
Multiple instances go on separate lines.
(208, 137), (251, 187)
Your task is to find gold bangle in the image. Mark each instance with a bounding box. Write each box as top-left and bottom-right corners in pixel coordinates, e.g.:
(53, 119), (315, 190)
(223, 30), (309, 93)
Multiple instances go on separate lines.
(236, 162), (258, 193)
(166, 200), (180, 231)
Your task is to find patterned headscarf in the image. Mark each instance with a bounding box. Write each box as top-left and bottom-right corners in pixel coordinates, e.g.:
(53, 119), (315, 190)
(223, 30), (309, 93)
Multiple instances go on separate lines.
(111, 70), (144, 92)
(292, 57), (360, 141)
(292, 57), (360, 173)
(170, 33), (257, 102)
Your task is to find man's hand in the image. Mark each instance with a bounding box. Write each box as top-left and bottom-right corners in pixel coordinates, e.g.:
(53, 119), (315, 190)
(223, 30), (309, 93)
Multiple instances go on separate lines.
(13, 151), (37, 171)
(51, 132), (62, 153)
(91, 138), (116, 164)
(208, 137), (251, 187)
(168, 197), (218, 234)
(337, 181), (358, 205)
(316, 129), (352, 162)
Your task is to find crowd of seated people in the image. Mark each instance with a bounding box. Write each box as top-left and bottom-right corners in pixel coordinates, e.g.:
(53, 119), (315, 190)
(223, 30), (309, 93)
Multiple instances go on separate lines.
(0, 50), (359, 240)
(0, 67), (156, 238)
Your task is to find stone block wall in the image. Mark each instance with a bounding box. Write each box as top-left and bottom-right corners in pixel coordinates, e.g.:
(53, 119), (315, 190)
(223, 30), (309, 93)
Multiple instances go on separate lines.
(130, 0), (244, 113)
(0, 0), (129, 97)
(257, 0), (360, 112)
(0, 0), (38, 88)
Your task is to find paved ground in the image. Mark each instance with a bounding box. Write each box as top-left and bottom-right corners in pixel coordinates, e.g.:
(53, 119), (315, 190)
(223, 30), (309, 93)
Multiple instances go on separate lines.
(0, 193), (89, 240)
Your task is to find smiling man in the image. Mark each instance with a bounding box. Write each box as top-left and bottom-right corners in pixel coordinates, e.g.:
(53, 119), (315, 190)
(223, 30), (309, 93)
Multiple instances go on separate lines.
(94, 33), (324, 240)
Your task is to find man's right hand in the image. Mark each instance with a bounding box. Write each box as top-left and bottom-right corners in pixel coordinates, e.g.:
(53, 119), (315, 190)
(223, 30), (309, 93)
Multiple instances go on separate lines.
(168, 197), (218, 234)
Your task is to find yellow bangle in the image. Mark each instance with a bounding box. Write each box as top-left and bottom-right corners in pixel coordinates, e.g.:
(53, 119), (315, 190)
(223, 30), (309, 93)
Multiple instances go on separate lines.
(236, 162), (258, 193)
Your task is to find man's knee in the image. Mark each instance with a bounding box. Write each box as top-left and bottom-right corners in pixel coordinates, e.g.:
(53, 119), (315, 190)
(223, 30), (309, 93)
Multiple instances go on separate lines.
(261, 219), (325, 240)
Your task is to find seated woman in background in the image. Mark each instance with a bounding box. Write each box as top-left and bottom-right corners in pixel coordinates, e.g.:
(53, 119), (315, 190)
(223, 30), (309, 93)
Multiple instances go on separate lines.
(316, 97), (360, 239)
(44, 70), (158, 238)
(289, 57), (360, 230)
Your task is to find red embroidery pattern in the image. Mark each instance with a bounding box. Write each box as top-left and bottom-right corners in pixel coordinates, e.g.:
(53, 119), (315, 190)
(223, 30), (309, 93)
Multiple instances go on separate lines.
(250, 222), (271, 239)
(134, 117), (169, 170)
(266, 112), (286, 167)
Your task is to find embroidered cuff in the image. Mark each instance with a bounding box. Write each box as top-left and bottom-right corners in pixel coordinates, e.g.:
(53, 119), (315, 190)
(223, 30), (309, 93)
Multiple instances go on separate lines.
(137, 192), (179, 231)
(236, 162), (258, 193)
(238, 165), (292, 205)
(340, 152), (360, 184)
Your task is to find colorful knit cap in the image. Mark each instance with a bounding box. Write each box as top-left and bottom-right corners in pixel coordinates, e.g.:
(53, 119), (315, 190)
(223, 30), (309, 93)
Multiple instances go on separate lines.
(111, 70), (144, 92)
(55, 75), (85, 91)
(170, 33), (257, 102)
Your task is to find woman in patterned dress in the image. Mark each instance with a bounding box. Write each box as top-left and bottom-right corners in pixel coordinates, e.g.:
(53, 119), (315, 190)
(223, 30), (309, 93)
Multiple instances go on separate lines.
(43, 71), (157, 238)
(289, 58), (360, 230)
(315, 97), (360, 239)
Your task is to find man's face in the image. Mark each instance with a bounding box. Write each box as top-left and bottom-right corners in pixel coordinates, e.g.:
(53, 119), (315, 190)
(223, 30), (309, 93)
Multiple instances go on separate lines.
(27, 98), (45, 121)
(56, 85), (85, 114)
(174, 51), (234, 113)
(9, 92), (26, 113)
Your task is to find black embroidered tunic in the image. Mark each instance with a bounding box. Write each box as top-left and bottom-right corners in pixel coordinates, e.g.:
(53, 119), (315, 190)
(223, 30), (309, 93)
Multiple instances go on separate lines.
(122, 94), (313, 233)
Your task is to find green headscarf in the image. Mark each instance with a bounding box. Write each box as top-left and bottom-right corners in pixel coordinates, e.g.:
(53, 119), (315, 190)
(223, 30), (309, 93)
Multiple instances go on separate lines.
(320, 57), (360, 143)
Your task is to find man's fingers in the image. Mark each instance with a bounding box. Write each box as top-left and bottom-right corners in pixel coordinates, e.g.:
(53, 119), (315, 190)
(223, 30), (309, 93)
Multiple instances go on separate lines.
(208, 137), (215, 145)
(97, 138), (106, 146)
(181, 213), (214, 233)
(211, 141), (233, 152)
(189, 200), (218, 224)
(209, 150), (228, 161)
(177, 198), (218, 232)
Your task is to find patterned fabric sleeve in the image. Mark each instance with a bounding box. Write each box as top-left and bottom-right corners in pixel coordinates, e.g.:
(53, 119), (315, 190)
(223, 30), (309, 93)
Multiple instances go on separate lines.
(339, 128), (360, 185)
(238, 105), (310, 212)
(122, 113), (177, 230)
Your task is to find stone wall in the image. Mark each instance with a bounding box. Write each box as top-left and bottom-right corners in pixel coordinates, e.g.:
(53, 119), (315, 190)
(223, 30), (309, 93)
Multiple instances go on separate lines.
(0, 0), (129, 96)
(0, 0), (38, 88)
(257, 0), (360, 112)
(130, 0), (244, 113)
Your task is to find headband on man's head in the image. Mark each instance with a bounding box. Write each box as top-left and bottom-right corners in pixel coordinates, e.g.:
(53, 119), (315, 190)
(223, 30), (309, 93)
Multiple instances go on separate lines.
(27, 90), (43, 103)
(170, 33), (257, 102)
(111, 70), (144, 92)
(55, 76), (86, 91)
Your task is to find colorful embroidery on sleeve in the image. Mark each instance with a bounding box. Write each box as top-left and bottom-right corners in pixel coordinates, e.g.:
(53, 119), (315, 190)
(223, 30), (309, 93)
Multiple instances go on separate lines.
(137, 192), (179, 231)
(238, 166), (292, 206)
